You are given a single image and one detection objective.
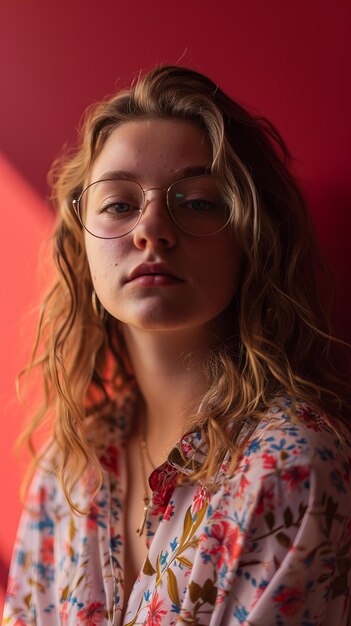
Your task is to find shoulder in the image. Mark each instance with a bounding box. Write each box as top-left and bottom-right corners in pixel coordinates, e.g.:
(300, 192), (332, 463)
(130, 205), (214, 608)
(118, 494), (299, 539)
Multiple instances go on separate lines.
(206, 400), (351, 622)
(223, 397), (351, 514)
(243, 396), (351, 462)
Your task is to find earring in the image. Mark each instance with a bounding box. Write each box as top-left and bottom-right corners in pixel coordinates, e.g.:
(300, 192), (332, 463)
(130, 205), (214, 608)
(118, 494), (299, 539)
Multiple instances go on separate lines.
(91, 290), (106, 321)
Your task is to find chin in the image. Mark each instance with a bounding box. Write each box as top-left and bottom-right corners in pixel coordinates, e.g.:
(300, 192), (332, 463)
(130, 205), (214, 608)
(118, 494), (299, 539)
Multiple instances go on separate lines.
(108, 302), (191, 330)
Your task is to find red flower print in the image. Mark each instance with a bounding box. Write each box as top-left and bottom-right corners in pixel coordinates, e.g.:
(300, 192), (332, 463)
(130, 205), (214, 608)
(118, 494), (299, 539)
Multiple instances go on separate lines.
(212, 511), (224, 520)
(254, 484), (274, 515)
(99, 445), (119, 476)
(262, 452), (277, 470)
(163, 503), (175, 521)
(191, 485), (210, 514)
(281, 466), (309, 489)
(297, 405), (323, 431)
(60, 600), (69, 624)
(205, 520), (241, 568)
(181, 441), (194, 457)
(149, 463), (176, 492)
(28, 485), (48, 507)
(76, 602), (105, 625)
(150, 464), (177, 515)
(86, 505), (99, 531)
(235, 475), (250, 498)
(273, 586), (304, 616)
(220, 461), (229, 474)
(146, 592), (167, 625)
(40, 536), (54, 564)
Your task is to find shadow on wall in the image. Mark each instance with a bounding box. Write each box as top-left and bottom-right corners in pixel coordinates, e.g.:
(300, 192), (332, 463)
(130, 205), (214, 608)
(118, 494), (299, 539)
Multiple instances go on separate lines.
(308, 183), (351, 344)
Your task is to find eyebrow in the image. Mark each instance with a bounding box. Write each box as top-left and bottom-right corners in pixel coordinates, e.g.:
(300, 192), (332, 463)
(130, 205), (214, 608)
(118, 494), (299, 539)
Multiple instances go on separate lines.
(95, 165), (212, 183)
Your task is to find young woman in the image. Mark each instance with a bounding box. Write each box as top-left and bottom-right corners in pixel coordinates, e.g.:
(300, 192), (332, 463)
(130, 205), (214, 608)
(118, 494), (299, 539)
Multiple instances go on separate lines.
(3, 66), (351, 625)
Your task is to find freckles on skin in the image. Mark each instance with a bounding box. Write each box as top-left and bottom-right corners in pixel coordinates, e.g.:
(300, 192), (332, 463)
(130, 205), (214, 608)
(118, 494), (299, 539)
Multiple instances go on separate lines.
(83, 118), (241, 333)
(86, 240), (120, 298)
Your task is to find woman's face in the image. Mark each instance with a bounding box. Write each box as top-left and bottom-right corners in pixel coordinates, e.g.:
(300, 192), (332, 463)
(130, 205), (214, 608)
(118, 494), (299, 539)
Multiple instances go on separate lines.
(84, 118), (241, 336)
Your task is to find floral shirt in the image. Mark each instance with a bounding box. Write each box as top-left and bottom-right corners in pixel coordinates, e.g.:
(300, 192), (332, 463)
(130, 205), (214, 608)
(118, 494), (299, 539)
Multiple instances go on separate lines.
(3, 396), (351, 625)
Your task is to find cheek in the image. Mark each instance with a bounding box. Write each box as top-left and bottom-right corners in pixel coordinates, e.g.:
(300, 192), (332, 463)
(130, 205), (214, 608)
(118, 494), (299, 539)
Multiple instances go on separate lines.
(197, 235), (241, 289)
(84, 238), (123, 291)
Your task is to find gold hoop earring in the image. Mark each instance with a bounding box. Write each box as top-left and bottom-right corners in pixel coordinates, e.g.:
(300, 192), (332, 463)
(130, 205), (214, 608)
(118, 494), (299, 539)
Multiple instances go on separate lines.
(91, 290), (106, 321)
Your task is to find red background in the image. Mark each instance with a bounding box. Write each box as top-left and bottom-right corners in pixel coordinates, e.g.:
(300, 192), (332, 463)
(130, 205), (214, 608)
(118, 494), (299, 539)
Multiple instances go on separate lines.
(0, 0), (350, 612)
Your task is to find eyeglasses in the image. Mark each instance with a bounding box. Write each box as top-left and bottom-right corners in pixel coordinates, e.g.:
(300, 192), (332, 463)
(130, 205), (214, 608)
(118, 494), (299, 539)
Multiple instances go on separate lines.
(72, 175), (232, 238)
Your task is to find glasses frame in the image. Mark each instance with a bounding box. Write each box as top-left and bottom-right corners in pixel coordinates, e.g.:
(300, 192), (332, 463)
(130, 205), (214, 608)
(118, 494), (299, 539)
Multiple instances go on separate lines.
(72, 175), (233, 239)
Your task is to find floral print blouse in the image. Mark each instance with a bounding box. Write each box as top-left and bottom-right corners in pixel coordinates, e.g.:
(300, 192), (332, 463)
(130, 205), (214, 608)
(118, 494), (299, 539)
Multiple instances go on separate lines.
(3, 396), (351, 625)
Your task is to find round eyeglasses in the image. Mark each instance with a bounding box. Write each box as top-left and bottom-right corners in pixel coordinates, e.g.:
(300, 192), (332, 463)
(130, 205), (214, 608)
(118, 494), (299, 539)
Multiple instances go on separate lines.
(72, 175), (232, 238)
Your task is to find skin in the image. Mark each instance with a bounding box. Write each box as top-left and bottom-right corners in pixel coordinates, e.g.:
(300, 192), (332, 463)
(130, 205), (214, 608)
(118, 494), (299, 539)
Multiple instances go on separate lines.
(85, 119), (240, 334)
(84, 118), (242, 452)
(84, 118), (242, 602)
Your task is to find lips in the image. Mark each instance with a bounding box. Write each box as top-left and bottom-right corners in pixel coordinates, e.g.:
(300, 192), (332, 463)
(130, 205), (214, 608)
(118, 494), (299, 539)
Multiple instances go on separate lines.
(127, 263), (183, 283)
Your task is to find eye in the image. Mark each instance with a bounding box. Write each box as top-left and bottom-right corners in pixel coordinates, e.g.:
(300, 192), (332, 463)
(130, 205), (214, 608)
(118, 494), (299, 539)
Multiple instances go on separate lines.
(185, 199), (216, 212)
(99, 199), (140, 218)
(177, 195), (217, 213)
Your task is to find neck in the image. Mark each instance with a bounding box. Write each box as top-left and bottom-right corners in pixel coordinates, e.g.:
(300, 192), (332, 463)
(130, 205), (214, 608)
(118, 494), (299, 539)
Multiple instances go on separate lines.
(121, 323), (226, 465)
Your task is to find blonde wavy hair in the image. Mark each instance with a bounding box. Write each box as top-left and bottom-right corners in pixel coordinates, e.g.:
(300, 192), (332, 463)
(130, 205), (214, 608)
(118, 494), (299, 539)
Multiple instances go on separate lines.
(19, 65), (351, 510)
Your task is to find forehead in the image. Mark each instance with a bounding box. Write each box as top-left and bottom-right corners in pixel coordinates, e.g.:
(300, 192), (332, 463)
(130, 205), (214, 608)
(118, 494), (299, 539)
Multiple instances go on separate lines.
(89, 118), (213, 186)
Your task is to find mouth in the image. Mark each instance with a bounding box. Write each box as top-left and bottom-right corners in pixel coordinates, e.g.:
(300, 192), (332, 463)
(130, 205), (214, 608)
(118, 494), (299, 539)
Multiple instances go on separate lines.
(127, 263), (183, 285)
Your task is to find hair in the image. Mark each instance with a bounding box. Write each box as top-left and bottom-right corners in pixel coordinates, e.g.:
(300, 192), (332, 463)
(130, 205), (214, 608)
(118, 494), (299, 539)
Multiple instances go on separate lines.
(19, 65), (351, 511)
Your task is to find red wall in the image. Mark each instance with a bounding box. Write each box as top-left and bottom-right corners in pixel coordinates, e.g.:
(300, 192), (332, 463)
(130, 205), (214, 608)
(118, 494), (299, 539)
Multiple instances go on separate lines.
(0, 0), (350, 612)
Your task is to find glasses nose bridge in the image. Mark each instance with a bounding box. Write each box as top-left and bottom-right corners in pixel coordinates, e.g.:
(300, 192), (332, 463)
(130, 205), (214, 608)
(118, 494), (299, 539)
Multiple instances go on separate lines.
(141, 185), (169, 215)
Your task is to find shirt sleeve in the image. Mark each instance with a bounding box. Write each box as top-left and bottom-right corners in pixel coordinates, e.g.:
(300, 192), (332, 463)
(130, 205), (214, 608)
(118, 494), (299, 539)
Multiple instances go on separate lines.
(2, 460), (113, 626)
(2, 469), (60, 626)
(200, 416), (351, 625)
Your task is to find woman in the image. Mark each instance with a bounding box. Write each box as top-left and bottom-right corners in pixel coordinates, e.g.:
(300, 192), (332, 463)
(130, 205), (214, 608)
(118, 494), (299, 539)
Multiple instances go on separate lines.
(3, 65), (351, 625)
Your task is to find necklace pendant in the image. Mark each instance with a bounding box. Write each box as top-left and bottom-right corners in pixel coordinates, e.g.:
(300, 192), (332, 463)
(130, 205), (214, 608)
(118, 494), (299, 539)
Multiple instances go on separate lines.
(136, 497), (150, 536)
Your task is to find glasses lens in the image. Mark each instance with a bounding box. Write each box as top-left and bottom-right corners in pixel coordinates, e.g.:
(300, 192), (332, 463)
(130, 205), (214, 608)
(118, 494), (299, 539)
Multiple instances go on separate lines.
(79, 179), (143, 238)
(168, 177), (231, 235)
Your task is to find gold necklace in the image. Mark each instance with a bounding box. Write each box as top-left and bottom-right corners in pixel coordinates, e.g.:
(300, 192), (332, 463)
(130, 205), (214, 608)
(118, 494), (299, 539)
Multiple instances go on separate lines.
(136, 438), (155, 537)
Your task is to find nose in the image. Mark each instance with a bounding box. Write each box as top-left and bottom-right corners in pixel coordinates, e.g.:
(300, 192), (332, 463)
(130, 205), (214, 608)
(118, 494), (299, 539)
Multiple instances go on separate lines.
(132, 190), (177, 251)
